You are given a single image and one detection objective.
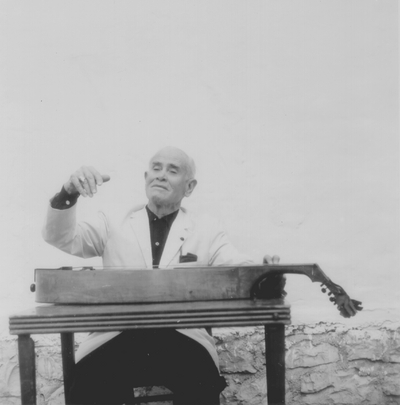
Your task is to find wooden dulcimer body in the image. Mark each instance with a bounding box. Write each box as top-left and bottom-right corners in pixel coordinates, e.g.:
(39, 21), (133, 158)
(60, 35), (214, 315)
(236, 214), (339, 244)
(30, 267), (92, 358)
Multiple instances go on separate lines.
(32, 264), (362, 318)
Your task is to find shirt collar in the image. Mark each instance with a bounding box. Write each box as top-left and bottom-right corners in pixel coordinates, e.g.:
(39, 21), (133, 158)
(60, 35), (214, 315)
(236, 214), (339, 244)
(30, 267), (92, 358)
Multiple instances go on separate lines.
(146, 205), (179, 227)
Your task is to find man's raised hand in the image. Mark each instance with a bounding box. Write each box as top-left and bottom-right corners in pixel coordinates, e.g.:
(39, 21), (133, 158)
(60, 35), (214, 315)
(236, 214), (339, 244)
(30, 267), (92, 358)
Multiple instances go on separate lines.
(64, 166), (111, 197)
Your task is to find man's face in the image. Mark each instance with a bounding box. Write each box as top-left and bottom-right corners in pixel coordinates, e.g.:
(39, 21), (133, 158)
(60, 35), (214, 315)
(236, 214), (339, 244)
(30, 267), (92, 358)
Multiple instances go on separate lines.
(145, 148), (196, 210)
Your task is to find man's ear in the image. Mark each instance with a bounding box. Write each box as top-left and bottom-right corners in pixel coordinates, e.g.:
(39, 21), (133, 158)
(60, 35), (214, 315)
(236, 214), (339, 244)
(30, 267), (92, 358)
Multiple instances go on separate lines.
(185, 179), (198, 197)
(144, 171), (148, 180)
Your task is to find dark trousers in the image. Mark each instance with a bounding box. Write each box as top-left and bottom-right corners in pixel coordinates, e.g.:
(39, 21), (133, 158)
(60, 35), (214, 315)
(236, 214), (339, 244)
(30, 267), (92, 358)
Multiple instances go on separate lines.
(69, 329), (227, 405)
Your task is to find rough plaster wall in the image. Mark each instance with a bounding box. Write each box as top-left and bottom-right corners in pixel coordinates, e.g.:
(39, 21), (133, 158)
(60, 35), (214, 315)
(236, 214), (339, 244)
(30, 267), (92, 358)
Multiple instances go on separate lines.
(2, 324), (399, 405)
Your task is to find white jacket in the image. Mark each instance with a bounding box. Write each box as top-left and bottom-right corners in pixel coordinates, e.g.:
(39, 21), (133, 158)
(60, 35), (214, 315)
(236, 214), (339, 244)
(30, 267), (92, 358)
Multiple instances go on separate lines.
(42, 203), (253, 367)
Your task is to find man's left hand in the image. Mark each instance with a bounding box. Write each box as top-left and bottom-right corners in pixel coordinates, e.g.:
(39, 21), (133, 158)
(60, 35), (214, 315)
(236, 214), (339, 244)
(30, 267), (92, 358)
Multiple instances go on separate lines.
(259, 254), (287, 299)
(263, 255), (280, 265)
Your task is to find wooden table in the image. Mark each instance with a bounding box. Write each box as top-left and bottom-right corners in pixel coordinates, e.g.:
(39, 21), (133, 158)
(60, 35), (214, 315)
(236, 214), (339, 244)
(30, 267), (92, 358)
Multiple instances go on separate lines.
(9, 298), (290, 405)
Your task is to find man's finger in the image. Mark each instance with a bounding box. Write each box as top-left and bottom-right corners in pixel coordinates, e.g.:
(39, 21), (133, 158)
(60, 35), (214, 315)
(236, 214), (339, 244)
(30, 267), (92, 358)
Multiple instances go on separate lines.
(101, 174), (111, 183)
(92, 174), (110, 187)
(86, 166), (105, 188)
(263, 255), (272, 264)
(82, 168), (96, 197)
(79, 175), (92, 197)
(263, 255), (280, 264)
(86, 166), (110, 187)
(71, 175), (88, 197)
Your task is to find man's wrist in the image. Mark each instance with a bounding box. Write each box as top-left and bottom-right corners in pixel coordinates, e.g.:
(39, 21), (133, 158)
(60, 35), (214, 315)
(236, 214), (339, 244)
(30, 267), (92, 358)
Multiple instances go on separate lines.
(63, 180), (77, 195)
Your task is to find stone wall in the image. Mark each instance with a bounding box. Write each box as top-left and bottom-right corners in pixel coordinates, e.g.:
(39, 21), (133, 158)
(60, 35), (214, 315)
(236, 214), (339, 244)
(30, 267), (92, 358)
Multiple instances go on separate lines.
(1, 323), (399, 405)
(217, 324), (400, 405)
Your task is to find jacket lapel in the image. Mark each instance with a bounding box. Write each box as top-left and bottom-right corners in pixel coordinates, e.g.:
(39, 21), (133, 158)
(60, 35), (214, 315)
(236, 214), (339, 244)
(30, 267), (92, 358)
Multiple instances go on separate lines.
(159, 208), (192, 268)
(129, 207), (152, 269)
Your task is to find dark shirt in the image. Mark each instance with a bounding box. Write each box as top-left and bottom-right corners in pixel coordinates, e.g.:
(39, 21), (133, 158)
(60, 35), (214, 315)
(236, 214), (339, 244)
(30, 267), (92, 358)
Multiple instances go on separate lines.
(146, 206), (179, 268)
(50, 186), (179, 268)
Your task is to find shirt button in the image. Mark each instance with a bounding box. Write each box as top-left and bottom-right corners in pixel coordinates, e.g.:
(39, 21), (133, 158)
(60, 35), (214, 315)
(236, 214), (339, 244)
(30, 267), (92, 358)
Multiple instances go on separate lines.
(155, 242), (160, 246)
(66, 200), (70, 206)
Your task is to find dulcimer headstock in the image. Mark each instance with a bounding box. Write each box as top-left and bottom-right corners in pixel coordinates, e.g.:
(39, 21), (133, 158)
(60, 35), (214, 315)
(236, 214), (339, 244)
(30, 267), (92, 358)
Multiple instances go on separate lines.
(250, 264), (363, 318)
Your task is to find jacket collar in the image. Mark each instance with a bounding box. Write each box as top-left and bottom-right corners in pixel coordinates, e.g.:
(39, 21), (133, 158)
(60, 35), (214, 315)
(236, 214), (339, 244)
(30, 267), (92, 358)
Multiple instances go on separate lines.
(130, 205), (192, 269)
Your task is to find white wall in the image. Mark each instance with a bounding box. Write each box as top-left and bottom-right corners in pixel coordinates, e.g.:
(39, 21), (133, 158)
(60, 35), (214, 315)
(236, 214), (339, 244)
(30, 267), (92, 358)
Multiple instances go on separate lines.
(1, 1), (398, 330)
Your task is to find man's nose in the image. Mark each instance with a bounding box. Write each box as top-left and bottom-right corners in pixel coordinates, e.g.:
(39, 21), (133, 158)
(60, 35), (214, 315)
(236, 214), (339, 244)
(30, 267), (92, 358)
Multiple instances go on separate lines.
(156, 170), (167, 180)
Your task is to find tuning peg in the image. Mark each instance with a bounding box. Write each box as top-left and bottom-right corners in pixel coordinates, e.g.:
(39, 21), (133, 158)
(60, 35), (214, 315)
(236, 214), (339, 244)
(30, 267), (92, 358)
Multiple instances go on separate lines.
(329, 297), (336, 302)
(321, 288), (327, 293)
(328, 292), (332, 296)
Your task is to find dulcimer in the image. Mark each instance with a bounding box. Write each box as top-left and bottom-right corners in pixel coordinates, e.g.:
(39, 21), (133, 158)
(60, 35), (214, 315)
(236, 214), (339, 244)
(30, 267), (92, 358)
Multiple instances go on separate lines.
(31, 264), (362, 318)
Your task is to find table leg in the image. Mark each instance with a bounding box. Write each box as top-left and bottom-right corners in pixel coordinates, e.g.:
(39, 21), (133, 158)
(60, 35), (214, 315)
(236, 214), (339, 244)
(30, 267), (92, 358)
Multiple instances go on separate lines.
(264, 325), (285, 405)
(17, 334), (36, 405)
(61, 332), (75, 405)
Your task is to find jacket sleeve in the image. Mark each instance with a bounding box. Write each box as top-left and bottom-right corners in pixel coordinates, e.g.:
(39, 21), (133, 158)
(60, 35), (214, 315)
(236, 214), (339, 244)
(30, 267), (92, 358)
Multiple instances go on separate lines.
(196, 214), (254, 266)
(208, 229), (254, 266)
(42, 203), (109, 258)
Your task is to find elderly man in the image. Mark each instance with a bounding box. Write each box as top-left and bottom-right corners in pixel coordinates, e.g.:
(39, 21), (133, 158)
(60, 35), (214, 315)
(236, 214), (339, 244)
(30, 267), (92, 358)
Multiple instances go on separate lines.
(43, 146), (280, 405)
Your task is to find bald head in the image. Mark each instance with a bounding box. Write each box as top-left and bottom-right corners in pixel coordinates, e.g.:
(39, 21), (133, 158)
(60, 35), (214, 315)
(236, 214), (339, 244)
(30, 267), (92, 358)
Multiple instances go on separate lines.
(149, 147), (196, 180)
